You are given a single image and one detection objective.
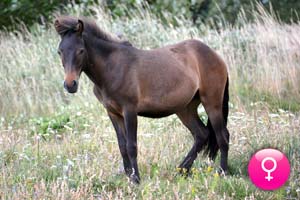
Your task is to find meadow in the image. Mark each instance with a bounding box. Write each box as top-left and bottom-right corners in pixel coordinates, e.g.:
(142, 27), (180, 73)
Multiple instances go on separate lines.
(0, 4), (299, 200)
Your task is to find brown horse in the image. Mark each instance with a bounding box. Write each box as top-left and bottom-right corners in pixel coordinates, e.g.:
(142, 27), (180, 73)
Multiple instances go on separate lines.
(54, 16), (230, 184)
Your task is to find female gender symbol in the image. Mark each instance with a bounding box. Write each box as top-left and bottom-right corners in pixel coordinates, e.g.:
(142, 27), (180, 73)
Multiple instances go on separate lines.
(248, 148), (290, 190)
(261, 157), (277, 181)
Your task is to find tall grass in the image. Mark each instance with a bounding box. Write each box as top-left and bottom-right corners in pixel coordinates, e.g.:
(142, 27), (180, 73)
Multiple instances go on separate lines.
(0, 98), (299, 199)
(0, 4), (300, 116)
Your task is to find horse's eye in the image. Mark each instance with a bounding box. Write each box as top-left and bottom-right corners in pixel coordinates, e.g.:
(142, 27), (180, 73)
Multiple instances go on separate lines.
(57, 50), (61, 55)
(78, 48), (84, 55)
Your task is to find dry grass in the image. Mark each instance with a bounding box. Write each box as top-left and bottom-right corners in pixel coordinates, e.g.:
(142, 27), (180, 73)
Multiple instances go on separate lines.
(0, 3), (299, 200)
(0, 105), (299, 199)
(1, 4), (300, 116)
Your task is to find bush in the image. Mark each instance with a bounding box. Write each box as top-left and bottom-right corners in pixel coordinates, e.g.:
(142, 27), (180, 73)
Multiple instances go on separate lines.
(0, 0), (63, 30)
(0, 0), (96, 30)
(106, 0), (300, 27)
(1, 0), (300, 31)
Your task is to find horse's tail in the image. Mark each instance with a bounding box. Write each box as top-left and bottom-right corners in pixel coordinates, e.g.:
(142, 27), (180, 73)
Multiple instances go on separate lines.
(204, 76), (229, 159)
(222, 76), (229, 125)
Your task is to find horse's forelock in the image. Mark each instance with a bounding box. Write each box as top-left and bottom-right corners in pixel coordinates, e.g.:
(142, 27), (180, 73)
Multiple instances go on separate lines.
(54, 16), (78, 36)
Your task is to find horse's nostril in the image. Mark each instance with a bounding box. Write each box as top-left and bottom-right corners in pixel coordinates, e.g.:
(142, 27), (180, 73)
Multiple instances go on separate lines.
(63, 80), (77, 89)
(63, 80), (78, 93)
(64, 81), (67, 89)
(72, 80), (77, 87)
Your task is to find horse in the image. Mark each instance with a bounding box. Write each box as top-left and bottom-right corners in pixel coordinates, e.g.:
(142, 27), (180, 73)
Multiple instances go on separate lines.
(54, 16), (230, 184)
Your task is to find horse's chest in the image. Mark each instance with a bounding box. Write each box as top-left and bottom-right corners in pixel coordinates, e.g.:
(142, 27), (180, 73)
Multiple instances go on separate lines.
(101, 96), (122, 114)
(103, 99), (121, 114)
(93, 86), (122, 114)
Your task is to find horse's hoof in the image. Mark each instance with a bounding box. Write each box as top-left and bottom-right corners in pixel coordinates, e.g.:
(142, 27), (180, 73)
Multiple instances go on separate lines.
(218, 168), (228, 176)
(125, 168), (133, 177)
(176, 167), (191, 177)
(130, 174), (140, 184)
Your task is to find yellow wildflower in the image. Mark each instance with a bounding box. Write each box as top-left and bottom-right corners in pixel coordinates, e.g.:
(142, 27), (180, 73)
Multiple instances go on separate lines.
(214, 172), (219, 178)
(206, 166), (213, 173)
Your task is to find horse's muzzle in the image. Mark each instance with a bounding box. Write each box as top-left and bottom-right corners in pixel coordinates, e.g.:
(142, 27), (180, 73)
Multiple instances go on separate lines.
(64, 80), (78, 93)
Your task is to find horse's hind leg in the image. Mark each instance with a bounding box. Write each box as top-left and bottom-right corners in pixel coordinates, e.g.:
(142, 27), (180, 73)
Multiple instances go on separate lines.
(202, 100), (229, 173)
(176, 100), (209, 172)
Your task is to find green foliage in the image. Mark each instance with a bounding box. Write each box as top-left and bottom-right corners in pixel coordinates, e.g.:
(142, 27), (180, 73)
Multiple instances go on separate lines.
(264, 0), (300, 22)
(29, 114), (71, 139)
(106, 0), (300, 27)
(0, 0), (63, 30)
(2, 0), (300, 30)
(0, 0), (96, 30)
(195, 0), (300, 25)
(237, 85), (300, 112)
(1, 149), (17, 165)
(1, 103), (299, 198)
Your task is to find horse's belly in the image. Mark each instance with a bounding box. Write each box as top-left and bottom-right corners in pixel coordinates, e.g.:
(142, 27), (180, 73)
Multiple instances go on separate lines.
(137, 111), (174, 118)
(137, 85), (197, 116)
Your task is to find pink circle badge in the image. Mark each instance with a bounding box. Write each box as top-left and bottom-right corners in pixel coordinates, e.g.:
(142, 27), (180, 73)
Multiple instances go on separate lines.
(248, 148), (290, 190)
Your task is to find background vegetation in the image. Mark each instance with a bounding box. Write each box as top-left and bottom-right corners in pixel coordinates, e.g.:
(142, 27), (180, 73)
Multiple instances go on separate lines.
(1, 0), (300, 30)
(0, 1), (299, 199)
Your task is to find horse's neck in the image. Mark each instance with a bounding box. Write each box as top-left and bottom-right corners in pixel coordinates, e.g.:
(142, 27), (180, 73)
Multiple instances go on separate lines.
(86, 35), (117, 56)
(83, 35), (118, 87)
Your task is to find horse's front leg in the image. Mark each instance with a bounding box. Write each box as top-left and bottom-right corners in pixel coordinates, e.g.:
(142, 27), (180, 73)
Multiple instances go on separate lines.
(107, 111), (132, 177)
(124, 110), (140, 184)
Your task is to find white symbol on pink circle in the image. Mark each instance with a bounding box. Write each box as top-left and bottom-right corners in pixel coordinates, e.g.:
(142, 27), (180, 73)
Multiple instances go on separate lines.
(261, 157), (277, 181)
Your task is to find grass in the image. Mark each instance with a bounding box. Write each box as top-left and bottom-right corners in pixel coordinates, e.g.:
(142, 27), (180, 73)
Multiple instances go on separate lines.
(0, 105), (299, 199)
(1, 4), (300, 116)
(237, 85), (300, 112)
(0, 3), (300, 200)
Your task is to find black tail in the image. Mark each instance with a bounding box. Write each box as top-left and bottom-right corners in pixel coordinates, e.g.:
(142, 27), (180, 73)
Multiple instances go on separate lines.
(204, 77), (229, 160)
(222, 77), (229, 126)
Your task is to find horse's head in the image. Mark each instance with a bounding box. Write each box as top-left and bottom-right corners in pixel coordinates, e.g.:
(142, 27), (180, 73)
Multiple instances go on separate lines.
(54, 18), (86, 93)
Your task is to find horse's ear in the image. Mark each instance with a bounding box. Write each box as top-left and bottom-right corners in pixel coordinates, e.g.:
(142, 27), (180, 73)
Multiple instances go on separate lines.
(76, 19), (84, 36)
(54, 19), (60, 33)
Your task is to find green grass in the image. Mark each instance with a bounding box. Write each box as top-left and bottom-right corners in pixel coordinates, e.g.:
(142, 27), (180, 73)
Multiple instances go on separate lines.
(0, 105), (299, 199)
(236, 85), (300, 112)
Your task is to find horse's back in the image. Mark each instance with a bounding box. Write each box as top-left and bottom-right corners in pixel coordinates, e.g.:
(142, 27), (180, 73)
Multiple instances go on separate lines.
(147, 39), (227, 74)
(159, 39), (228, 86)
(167, 39), (227, 72)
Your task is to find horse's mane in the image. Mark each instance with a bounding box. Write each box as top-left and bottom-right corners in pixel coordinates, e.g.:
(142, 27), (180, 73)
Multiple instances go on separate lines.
(54, 16), (131, 45)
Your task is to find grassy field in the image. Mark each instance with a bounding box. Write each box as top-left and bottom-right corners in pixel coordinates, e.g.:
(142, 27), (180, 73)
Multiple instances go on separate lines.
(0, 4), (300, 200)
